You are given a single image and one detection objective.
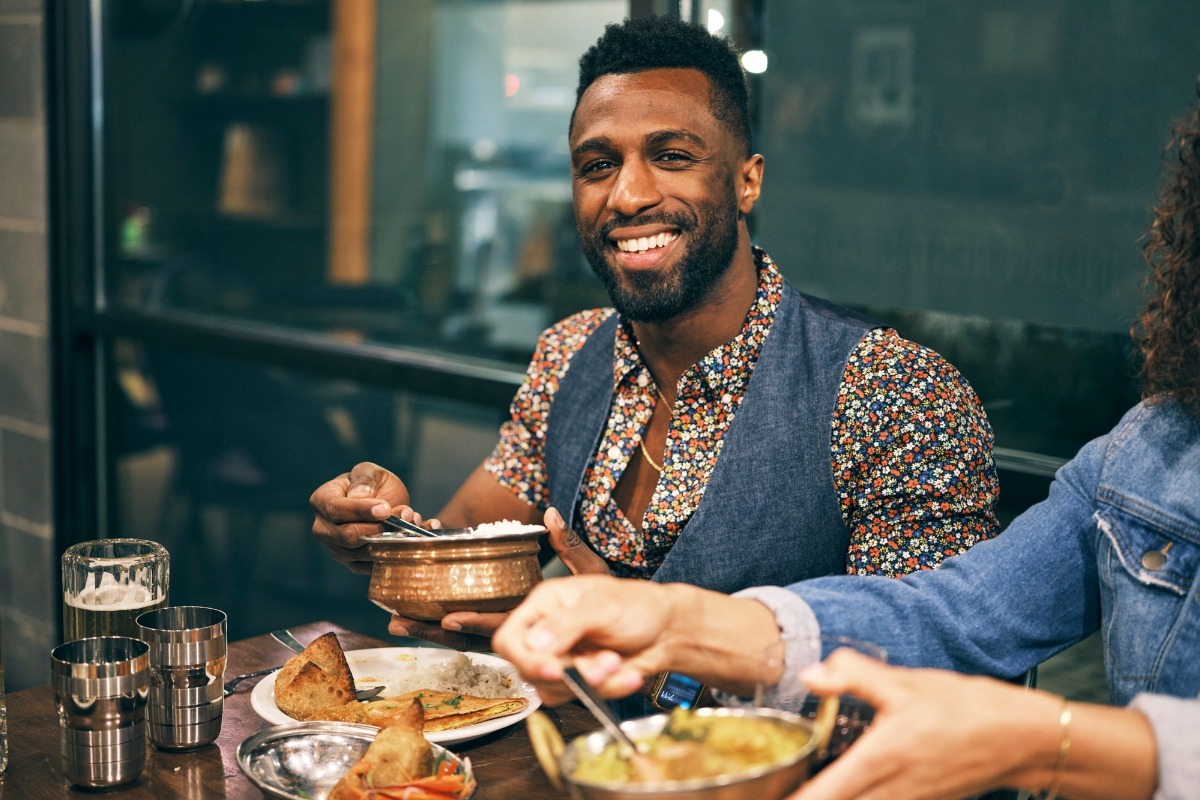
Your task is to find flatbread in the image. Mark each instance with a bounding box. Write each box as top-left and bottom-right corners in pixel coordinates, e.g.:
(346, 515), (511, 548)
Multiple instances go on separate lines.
(393, 688), (530, 732)
(270, 630), (527, 732)
(315, 689), (528, 732)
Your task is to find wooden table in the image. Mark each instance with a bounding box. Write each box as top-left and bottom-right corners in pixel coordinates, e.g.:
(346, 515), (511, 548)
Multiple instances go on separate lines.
(0, 621), (593, 799)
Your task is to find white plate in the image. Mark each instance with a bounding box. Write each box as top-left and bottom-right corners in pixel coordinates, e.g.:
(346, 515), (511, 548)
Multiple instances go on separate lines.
(250, 647), (541, 746)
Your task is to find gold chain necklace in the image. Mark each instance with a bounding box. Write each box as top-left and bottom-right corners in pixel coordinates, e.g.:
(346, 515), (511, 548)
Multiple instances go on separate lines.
(639, 384), (672, 473)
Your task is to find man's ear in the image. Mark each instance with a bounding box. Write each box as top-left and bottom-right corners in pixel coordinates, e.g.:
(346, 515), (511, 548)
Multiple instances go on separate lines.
(738, 154), (765, 214)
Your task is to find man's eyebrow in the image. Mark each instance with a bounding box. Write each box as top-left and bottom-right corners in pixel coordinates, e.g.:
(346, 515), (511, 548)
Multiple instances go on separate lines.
(570, 137), (614, 161)
(571, 129), (709, 161)
(645, 129), (707, 149)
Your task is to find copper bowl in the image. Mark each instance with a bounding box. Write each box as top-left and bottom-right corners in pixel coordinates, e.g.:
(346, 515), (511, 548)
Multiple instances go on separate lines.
(363, 527), (547, 621)
(561, 707), (815, 800)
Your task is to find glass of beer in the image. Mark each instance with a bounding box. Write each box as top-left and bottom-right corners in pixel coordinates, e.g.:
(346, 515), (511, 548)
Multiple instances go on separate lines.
(62, 539), (170, 641)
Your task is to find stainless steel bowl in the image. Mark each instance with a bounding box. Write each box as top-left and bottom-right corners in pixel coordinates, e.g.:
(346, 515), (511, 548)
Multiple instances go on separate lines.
(561, 707), (815, 800)
(363, 527), (547, 620)
(237, 721), (474, 800)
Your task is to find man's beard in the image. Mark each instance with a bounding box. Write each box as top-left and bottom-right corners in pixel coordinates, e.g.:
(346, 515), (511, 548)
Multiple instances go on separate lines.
(580, 199), (740, 323)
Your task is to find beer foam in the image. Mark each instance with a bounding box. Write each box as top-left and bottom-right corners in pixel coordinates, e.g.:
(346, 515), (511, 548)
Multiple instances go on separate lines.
(65, 572), (156, 610)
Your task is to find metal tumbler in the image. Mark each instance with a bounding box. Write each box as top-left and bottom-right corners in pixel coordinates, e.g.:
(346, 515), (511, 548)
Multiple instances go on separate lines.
(136, 606), (227, 751)
(51, 636), (150, 789)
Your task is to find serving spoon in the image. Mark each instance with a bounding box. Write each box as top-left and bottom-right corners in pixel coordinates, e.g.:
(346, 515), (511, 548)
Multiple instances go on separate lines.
(561, 664), (643, 755)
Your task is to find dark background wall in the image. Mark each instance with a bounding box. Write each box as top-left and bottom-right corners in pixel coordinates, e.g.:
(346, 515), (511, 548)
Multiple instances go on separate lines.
(0, 0), (54, 692)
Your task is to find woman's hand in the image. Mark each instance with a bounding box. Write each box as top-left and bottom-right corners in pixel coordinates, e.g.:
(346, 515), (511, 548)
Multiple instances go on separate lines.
(494, 573), (781, 706)
(493, 575), (682, 705)
(789, 650), (1156, 800)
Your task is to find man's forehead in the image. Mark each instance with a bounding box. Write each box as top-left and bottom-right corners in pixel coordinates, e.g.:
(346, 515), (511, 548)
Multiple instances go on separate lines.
(570, 68), (721, 144)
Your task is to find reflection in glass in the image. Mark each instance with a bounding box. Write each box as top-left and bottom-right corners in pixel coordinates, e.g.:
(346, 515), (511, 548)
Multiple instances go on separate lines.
(110, 339), (502, 640)
(106, 0), (623, 364)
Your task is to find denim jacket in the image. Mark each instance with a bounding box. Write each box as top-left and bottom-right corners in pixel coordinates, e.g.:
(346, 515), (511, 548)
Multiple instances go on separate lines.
(739, 399), (1200, 798)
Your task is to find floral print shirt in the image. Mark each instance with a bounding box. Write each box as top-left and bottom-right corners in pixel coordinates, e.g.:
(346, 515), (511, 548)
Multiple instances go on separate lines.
(485, 249), (999, 578)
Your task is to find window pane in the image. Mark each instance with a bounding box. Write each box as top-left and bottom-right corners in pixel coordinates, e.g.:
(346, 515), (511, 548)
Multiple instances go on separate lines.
(104, 0), (625, 365)
(754, 2), (1193, 459)
(111, 337), (505, 639)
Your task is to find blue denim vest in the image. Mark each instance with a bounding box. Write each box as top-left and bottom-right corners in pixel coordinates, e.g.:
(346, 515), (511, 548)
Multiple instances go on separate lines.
(544, 281), (878, 592)
(796, 399), (1200, 705)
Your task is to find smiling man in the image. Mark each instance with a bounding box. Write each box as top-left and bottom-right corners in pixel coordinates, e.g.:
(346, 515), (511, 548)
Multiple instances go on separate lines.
(310, 16), (999, 648)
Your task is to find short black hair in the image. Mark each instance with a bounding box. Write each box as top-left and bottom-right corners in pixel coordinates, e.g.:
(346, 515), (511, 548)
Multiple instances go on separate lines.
(573, 15), (752, 154)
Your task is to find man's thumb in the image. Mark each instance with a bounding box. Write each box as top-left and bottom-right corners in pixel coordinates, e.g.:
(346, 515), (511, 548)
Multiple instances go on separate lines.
(545, 507), (611, 575)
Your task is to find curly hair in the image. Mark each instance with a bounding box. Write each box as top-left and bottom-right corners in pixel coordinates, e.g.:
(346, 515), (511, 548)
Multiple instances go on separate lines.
(1134, 99), (1200, 414)
(572, 15), (752, 155)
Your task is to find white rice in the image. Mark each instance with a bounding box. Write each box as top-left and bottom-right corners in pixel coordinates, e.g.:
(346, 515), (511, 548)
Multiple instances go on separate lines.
(469, 519), (544, 535)
(375, 652), (516, 699)
(374, 519), (543, 539)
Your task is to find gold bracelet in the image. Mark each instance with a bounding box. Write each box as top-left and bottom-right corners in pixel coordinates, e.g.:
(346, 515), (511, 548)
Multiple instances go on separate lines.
(1040, 697), (1072, 800)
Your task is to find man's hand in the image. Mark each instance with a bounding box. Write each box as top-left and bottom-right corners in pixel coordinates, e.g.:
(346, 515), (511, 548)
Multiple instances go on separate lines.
(310, 462), (418, 574)
(544, 507), (611, 575)
(394, 507), (610, 649)
(388, 614), (498, 652)
(492, 575), (683, 705)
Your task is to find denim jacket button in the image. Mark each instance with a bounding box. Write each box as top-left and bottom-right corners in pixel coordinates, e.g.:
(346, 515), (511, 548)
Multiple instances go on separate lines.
(1141, 549), (1168, 571)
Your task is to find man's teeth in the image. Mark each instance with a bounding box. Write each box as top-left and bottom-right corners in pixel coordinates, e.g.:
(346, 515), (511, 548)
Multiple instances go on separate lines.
(616, 232), (678, 253)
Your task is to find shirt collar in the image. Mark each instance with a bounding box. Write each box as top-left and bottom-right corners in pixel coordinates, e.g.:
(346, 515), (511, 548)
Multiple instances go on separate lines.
(612, 247), (784, 395)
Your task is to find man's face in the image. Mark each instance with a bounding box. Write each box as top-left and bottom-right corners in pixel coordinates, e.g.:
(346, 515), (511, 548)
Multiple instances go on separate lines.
(569, 68), (761, 323)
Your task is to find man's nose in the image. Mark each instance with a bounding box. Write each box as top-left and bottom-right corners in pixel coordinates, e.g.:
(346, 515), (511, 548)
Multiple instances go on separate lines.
(606, 160), (662, 217)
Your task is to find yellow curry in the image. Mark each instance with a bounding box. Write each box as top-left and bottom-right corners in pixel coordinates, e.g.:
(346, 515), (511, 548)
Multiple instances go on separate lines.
(571, 709), (810, 784)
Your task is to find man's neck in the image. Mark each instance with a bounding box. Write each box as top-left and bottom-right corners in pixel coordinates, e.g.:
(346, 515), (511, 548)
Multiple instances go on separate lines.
(631, 238), (760, 383)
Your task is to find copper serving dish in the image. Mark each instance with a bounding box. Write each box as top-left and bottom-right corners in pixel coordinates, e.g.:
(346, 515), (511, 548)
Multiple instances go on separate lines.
(363, 527), (547, 621)
(561, 708), (816, 800)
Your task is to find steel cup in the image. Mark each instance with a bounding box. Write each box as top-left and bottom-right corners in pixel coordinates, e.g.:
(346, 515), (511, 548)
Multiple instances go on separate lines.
(51, 636), (150, 789)
(136, 606), (227, 751)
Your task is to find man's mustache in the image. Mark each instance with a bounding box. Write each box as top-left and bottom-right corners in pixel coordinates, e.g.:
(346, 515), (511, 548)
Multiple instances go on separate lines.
(595, 211), (697, 241)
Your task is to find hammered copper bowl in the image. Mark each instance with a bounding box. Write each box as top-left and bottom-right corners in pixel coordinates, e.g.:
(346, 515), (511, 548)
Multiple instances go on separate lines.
(363, 527), (548, 621)
(560, 707), (816, 800)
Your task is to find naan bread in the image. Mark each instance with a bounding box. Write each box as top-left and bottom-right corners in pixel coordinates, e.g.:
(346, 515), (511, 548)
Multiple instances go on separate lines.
(395, 689), (530, 732)
(316, 689), (528, 732)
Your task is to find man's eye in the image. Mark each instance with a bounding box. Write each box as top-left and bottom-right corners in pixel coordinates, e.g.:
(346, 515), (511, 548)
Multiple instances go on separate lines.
(578, 159), (616, 176)
(656, 151), (694, 164)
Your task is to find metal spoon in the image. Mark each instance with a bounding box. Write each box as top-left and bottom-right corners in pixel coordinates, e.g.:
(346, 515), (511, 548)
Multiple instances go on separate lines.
(561, 665), (643, 755)
(382, 515), (441, 537)
(223, 666), (279, 697)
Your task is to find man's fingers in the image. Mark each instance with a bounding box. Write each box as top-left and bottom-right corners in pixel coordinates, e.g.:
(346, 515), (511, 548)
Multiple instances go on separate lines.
(389, 614), (492, 652)
(441, 611), (507, 637)
(346, 462), (388, 498)
(312, 516), (389, 550)
(545, 507), (610, 575)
